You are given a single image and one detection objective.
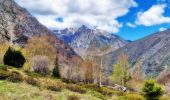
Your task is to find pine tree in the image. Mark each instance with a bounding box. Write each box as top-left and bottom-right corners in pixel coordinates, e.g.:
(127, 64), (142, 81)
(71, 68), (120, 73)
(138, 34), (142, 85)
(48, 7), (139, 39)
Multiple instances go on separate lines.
(52, 57), (60, 78)
(3, 47), (25, 68)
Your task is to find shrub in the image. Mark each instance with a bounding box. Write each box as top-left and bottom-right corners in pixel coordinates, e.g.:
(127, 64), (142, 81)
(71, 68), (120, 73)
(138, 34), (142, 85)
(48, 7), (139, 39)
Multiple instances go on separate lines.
(126, 93), (144, 100)
(7, 71), (23, 83)
(83, 84), (115, 96)
(32, 55), (51, 76)
(47, 85), (61, 92)
(52, 60), (60, 78)
(46, 82), (63, 92)
(66, 84), (86, 94)
(67, 95), (80, 100)
(0, 69), (11, 79)
(25, 77), (39, 86)
(142, 79), (164, 100)
(3, 47), (25, 68)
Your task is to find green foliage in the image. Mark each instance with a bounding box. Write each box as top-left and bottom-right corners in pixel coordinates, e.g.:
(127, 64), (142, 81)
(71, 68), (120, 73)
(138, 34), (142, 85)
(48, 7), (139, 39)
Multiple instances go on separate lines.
(89, 91), (106, 100)
(26, 71), (42, 77)
(3, 47), (25, 68)
(7, 71), (23, 83)
(67, 95), (80, 100)
(142, 79), (164, 100)
(52, 59), (60, 78)
(112, 53), (131, 86)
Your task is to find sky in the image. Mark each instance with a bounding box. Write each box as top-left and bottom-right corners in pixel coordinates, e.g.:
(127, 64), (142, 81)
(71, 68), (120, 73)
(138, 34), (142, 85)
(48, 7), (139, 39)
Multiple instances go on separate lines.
(14, 0), (170, 41)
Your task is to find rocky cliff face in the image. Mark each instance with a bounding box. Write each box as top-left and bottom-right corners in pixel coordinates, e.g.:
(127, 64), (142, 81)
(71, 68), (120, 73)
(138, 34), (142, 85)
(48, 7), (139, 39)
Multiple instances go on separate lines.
(0, 0), (81, 67)
(104, 29), (170, 77)
(54, 25), (129, 58)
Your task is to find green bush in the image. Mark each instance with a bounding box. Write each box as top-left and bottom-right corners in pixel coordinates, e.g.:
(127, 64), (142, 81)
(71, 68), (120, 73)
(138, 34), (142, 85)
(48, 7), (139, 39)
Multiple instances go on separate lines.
(142, 79), (164, 100)
(3, 47), (25, 68)
(52, 59), (60, 78)
(67, 95), (80, 100)
(25, 77), (39, 87)
(7, 71), (23, 83)
(66, 84), (86, 94)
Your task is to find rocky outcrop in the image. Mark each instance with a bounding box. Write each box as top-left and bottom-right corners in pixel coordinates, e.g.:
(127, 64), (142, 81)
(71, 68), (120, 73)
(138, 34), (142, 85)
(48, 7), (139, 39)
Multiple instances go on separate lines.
(0, 0), (81, 68)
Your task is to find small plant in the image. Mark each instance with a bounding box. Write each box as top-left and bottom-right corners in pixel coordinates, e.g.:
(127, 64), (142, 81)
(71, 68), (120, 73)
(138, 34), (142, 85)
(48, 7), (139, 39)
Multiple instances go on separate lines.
(67, 95), (80, 100)
(47, 84), (62, 92)
(0, 69), (11, 79)
(7, 71), (23, 83)
(66, 84), (86, 94)
(89, 91), (106, 100)
(46, 81), (64, 92)
(3, 47), (25, 68)
(25, 77), (39, 86)
(142, 79), (164, 100)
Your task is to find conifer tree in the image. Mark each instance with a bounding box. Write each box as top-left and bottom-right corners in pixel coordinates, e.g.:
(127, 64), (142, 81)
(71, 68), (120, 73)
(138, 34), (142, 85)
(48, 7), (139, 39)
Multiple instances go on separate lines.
(3, 47), (25, 68)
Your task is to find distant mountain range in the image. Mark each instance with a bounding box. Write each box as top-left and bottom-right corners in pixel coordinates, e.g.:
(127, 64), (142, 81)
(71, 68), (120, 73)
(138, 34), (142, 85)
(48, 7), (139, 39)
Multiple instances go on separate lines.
(104, 29), (170, 77)
(54, 25), (129, 58)
(1, 0), (170, 79)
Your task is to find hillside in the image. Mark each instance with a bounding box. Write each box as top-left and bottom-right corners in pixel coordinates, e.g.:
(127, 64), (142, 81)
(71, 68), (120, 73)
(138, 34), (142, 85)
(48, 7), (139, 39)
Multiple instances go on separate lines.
(0, 64), (146, 100)
(54, 25), (128, 58)
(0, 0), (81, 67)
(104, 29), (170, 77)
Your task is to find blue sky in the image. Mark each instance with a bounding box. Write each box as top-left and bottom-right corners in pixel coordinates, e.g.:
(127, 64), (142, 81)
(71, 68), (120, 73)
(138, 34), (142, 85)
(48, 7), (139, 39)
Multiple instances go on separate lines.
(15, 0), (170, 41)
(117, 0), (170, 40)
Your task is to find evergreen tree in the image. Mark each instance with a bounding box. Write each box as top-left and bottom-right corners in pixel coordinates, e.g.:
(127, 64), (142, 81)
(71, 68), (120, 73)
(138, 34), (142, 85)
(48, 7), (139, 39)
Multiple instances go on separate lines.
(3, 47), (25, 68)
(52, 57), (60, 78)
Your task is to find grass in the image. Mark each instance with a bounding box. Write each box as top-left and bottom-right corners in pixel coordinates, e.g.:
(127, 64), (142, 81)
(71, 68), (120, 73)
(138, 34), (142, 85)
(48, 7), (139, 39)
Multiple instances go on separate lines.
(0, 80), (101, 100)
(1, 64), (168, 100)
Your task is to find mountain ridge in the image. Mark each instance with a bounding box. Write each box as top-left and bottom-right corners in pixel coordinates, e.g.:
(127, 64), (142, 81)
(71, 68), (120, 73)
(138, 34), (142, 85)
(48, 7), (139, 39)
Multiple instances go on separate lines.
(0, 0), (81, 68)
(104, 28), (170, 77)
(54, 25), (129, 58)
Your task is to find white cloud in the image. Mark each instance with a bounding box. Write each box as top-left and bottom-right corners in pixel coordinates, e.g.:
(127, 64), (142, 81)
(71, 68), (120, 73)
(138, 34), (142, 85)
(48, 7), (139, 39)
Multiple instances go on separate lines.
(159, 27), (167, 31)
(135, 4), (170, 26)
(14, 0), (137, 33)
(126, 22), (136, 27)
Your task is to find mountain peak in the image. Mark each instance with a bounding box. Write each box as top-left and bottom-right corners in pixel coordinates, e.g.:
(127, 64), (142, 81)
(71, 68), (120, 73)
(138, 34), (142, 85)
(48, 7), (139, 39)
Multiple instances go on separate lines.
(55, 26), (129, 57)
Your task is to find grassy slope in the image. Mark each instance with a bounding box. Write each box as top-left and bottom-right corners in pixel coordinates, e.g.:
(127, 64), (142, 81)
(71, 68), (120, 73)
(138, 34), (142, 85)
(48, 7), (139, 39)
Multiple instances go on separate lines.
(0, 80), (101, 100)
(0, 65), (169, 100)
